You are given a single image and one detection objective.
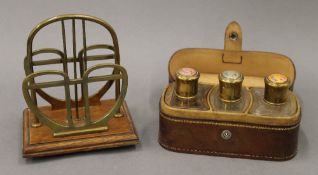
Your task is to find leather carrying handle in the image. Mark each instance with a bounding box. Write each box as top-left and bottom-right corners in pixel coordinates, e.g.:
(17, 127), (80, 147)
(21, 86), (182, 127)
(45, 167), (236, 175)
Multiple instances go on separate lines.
(223, 21), (243, 64)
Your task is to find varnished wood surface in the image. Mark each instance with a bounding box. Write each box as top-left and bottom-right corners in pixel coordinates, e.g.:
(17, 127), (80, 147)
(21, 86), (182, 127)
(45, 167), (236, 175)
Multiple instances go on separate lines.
(23, 99), (139, 158)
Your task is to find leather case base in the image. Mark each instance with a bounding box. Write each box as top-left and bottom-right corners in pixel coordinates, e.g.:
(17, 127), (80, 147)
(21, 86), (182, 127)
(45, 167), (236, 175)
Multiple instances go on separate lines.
(159, 112), (299, 161)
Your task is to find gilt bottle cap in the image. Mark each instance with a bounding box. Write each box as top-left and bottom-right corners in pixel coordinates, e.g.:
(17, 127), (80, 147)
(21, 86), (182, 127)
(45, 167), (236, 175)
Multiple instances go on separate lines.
(264, 74), (290, 104)
(175, 67), (200, 98)
(218, 70), (244, 102)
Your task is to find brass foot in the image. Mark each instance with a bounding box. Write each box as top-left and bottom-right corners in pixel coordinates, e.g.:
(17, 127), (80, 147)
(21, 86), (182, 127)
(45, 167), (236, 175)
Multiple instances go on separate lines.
(31, 117), (42, 128)
(114, 113), (124, 118)
(31, 122), (42, 128)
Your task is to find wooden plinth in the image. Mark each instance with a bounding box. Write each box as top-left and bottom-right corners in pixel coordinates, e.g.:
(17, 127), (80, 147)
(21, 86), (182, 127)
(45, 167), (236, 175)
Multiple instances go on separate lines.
(23, 100), (139, 158)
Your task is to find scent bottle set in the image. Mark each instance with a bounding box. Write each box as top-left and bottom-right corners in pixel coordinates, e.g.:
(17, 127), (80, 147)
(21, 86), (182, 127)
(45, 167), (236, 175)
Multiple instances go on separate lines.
(159, 21), (301, 161)
(170, 68), (296, 117)
(160, 66), (300, 161)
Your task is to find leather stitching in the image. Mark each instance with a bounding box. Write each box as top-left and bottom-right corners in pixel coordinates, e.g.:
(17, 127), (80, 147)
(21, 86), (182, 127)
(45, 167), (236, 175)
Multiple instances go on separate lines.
(160, 113), (299, 131)
(159, 142), (296, 160)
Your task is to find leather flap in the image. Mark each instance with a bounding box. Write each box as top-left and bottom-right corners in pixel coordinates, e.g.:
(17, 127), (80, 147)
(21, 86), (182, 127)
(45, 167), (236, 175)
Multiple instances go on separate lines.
(168, 22), (296, 88)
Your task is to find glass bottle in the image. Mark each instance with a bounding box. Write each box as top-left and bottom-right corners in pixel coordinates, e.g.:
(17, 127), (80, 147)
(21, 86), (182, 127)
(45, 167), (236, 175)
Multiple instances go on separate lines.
(249, 74), (297, 116)
(210, 70), (251, 112)
(168, 67), (210, 110)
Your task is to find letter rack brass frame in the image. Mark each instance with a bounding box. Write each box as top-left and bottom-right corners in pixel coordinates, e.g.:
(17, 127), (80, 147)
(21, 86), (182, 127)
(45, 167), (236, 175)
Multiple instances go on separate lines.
(22, 14), (139, 157)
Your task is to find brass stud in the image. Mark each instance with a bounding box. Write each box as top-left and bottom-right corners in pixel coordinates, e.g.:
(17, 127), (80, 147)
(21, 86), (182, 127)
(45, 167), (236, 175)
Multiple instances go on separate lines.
(221, 130), (232, 140)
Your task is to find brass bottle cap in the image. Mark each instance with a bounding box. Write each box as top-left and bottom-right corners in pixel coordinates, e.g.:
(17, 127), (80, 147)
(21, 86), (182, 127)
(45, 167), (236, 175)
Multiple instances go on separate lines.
(264, 74), (290, 104)
(218, 70), (244, 102)
(175, 67), (200, 98)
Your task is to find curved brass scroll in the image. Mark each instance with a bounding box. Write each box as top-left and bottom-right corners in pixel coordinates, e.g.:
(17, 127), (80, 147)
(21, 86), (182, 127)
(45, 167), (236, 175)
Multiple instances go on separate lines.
(23, 63), (128, 136)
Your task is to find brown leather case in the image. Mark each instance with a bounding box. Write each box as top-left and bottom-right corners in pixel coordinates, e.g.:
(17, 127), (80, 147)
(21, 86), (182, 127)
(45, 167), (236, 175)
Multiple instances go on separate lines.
(158, 22), (301, 161)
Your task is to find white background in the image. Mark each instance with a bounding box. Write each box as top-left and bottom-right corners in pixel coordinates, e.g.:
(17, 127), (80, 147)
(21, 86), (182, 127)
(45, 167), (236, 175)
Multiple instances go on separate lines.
(0, 0), (317, 175)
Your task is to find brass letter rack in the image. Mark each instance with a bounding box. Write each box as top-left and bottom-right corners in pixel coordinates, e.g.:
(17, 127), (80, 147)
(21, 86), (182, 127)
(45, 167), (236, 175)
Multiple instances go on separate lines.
(22, 14), (139, 158)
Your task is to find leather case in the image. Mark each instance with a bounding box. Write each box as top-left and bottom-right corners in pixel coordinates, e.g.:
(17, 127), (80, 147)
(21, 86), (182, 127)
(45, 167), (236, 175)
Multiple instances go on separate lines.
(158, 22), (301, 161)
